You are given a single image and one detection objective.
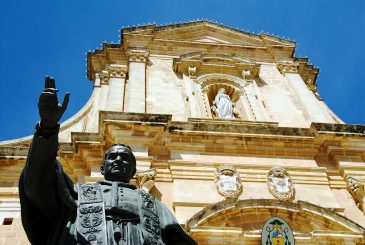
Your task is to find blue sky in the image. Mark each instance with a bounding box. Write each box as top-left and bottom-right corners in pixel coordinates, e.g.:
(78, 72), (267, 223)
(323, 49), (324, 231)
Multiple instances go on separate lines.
(0, 0), (364, 141)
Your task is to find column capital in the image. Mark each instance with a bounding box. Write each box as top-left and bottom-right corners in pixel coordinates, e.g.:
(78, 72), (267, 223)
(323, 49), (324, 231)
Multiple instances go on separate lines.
(126, 49), (150, 62)
(106, 65), (128, 78)
(98, 70), (109, 85)
(276, 60), (299, 75)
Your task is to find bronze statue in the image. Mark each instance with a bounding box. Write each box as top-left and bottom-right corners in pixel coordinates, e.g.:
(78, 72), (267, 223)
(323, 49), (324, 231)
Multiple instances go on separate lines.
(19, 77), (197, 245)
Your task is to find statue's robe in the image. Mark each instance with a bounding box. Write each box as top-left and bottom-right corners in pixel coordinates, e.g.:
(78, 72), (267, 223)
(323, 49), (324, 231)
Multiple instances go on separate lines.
(19, 123), (196, 245)
(214, 92), (234, 119)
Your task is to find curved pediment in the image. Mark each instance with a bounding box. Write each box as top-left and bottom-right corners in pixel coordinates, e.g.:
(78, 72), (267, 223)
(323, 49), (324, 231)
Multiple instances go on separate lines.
(186, 199), (365, 244)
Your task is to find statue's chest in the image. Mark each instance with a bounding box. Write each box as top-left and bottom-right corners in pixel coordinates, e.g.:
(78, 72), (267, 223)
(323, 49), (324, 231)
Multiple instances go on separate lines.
(101, 184), (139, 216)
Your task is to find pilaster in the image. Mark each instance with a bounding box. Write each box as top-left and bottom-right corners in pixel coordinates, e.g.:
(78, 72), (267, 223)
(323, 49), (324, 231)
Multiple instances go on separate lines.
(98, 70), (110, 111)
(124, 49), (149, 113)
(202, 87), (212, 118)
(244, 81), (267, 121)
(183, 74), (197, 118)
(277, 61), (331, 123)
(105, 65), (127, 112)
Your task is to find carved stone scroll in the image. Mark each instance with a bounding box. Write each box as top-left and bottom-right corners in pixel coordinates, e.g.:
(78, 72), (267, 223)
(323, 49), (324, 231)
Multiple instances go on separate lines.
(276, 60), (299, 75)
(188, 66), (196, 79)
(130, 169), (157, 193)
(347, 176), (365, 213)
(241, 70), (251, 80)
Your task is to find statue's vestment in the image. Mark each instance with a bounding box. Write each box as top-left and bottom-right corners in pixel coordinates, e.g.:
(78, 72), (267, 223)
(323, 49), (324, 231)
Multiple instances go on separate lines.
(19, 123), (196, 245)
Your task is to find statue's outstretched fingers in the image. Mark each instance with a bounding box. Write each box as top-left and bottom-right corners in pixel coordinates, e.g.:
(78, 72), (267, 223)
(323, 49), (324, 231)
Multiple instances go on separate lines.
(60, 92), (70, 114)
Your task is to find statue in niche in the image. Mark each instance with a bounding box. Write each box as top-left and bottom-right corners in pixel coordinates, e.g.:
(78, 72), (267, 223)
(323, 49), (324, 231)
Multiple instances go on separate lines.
(214, 164), (242, 199)
(266, 166), (295, 201)
(19, 77), (197, 245)
(211, 88), (237, 119)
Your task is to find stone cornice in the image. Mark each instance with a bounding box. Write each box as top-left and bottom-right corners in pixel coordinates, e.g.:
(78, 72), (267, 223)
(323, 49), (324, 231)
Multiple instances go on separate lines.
(312, 123), (365, 136)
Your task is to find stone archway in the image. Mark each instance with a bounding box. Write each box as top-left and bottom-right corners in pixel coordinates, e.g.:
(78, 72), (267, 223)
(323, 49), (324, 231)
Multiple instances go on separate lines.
(186, 199), (365, 244)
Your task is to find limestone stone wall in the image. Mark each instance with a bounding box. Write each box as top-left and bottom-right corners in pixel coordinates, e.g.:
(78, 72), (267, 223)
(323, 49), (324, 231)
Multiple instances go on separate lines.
(258, 64), (309, 128)
(146, 57), (189, 121)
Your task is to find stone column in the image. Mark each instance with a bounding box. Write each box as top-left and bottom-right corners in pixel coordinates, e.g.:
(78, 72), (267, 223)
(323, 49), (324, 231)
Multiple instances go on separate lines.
(124, 49), (149, 113)
(105, 65), (127, 112)
(277, 61), (331, 123)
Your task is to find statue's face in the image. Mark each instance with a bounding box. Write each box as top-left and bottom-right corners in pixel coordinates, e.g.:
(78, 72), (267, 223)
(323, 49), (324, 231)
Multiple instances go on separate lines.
(102, 146), (136, 182)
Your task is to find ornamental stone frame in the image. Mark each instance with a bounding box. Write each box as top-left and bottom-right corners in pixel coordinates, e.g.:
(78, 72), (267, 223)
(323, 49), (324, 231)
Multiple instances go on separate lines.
(193, 73), (267, 121)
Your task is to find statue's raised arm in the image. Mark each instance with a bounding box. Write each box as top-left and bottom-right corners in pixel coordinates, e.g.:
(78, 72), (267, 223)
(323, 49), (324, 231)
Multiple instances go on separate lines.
(19, 77), (74, 244)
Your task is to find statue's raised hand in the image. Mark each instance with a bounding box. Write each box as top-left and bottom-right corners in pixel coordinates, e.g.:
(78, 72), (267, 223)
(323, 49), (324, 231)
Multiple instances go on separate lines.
(38, 77), (70, 129)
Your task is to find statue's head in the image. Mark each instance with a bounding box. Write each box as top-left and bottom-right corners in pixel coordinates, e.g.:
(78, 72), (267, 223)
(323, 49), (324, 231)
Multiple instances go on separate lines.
(100, 143), (137, 182)
(218, 88), (226, 94)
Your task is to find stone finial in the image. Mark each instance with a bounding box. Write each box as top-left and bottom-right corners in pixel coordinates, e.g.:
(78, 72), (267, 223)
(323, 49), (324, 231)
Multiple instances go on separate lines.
(276, 60), (299, 75)
(126, 49), (150, 62)
(130, 169), (157, 193)
(347, 176), (365, 213)
(188, 66), (196, 79)
(214, 164), (242, 199)
(267, 166), (295, 201)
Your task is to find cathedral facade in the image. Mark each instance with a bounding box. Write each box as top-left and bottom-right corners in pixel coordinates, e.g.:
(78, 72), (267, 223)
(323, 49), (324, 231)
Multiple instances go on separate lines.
(1, 20), (365, 244)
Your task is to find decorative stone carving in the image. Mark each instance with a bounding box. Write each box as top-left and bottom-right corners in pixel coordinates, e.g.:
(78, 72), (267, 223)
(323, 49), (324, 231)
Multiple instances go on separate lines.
(214, 164), (242, 199)
(347, 176), (365, 213)
(266, 166), (294, 201)
(197, 74), (247, 89)
(130, 169), (157, 193)
(126, 49), (150, 62)
(98, 70), (109, 84)
(241, 70), (251, 80)
(261, 216), (295, 245)
(305, 78), (317, 93)
(188, 66), (196, 79)
(276, 60), (299, 75)
(106, 65), (127, 78)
